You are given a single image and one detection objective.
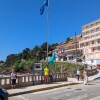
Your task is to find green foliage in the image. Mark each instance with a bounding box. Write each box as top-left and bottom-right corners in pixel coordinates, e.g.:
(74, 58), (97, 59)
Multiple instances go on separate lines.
(41, 42), (48, 51)
(4, 42), (57, 68)
(13, 59), (34, 72)
(13, 60), (21, 72)
(5, 54), (18, 67)
(65, 37), (71, 43)
(42, 61), (83, 77)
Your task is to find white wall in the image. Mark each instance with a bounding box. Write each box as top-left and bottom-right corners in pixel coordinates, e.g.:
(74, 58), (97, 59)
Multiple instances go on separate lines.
(95, 60), (100, 65)
(84, 59), (100, 66)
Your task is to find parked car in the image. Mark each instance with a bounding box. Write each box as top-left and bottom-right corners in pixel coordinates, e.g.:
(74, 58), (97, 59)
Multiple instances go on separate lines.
(96, 65), (100, 70)
(0, 88), (8, 100)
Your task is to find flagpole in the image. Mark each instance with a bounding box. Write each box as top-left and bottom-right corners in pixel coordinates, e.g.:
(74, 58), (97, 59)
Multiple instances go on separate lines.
(46, 0), (49, 64)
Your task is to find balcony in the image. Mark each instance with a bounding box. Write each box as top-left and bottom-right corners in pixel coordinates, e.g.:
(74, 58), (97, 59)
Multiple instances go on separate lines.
(80, 43), (100, 49)
(83, 31), (100, 38)
(82, 23), (100, 32)
(80, 35), (100, 43)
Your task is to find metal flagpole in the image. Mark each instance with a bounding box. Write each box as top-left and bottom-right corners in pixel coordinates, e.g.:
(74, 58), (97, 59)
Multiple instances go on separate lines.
(46, 0), (49, 63)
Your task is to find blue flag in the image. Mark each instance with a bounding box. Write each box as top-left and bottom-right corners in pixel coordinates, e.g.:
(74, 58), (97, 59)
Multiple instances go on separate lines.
(49, 52), (56, 66)
(44, 0), (48, 6)
(40, 0), (48, 15)
(40, 5), (45, 15)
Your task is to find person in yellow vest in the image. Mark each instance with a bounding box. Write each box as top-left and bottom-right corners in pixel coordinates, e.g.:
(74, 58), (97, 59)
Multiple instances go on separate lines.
(44, 65), (50, 84)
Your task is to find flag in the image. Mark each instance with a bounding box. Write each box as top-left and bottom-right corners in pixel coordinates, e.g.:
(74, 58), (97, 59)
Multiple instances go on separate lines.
(49, 52), (56, 66)
(44, 0), (48, 6)
(40, 5), (45, 15)
(40, 0), (48, 15)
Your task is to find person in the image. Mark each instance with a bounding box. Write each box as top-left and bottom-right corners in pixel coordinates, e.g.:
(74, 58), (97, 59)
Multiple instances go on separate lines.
(49, 70), (53, 83)
(76, 69), (80, 81)
(44, 65), (50, 84)
(83, 68), (88, 85)
(10, 69), (17, 89)
(80, 71), (84, 81)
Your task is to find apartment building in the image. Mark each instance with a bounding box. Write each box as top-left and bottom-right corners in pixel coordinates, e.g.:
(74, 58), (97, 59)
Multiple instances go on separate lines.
(64, 35), (82, 63)
(80, 19), (100, 66)
(55, 35), (82, 62)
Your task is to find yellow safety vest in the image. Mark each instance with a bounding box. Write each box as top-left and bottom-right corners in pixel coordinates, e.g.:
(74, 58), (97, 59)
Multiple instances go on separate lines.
(44, 68), (49, 75)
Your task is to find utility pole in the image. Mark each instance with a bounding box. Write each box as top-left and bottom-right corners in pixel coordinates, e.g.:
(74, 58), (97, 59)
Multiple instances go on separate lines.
(75, 32), (78, 69)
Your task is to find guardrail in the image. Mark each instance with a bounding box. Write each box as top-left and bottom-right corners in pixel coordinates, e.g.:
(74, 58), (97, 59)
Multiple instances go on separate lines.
(0, 73), (68, 89)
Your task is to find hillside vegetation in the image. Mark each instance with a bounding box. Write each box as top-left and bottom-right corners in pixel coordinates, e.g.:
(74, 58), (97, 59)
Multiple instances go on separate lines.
(0, 41), (83, 76)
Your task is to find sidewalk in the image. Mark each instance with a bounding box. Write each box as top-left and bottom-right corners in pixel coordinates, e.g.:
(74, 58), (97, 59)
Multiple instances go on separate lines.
(8, 70), (100, 97)
(8, 78), (82, 97)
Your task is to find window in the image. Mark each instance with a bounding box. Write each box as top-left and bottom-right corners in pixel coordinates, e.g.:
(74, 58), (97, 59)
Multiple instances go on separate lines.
(86, 31), (89, 35)
(91, 30), (94, 33)
(83, 32), (85, 36)
(98, 47), (100, 51)
(91, 41), (94, 44)
(81, 43), (84, 47)
(97, 39), (100, 44)
(96, 28), (99, 32)
(86, 42), (88, 46)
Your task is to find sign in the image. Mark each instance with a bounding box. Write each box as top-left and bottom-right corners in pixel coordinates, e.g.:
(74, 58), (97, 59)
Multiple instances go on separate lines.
(34, 63), (43, 71)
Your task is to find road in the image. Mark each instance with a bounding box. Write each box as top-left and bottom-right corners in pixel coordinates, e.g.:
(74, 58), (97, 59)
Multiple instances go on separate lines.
(9, 80), (100, 100)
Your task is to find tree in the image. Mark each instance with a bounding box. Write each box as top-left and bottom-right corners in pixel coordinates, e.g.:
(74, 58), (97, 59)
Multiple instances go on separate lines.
(5, 54), (18, 67)
(65, 37), (71, 43)
(22, 48), (30, 60)
(0, 60), (4, 63)
(17, 53), (22, 60)
(49, 43), (58, 51)
(41, 42), (48, 51)
(31, 45), (41, 60)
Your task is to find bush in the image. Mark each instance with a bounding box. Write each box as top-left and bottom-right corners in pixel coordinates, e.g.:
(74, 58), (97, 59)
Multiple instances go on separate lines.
(41, 61), (83, 77)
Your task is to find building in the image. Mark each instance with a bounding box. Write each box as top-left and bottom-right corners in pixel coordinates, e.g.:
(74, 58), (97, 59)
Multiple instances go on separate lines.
(64, 35), (82, 63)
(79, 19), (100, 66)
(54, 35), (82, 62)
(54, 42), (66, 62)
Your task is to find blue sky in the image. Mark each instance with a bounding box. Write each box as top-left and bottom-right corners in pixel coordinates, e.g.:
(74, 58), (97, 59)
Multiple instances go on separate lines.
(0, 0), (100, 61)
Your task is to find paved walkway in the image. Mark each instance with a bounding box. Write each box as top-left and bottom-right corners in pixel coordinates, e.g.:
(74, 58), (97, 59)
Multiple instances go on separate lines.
(7, 70), (100, 97)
